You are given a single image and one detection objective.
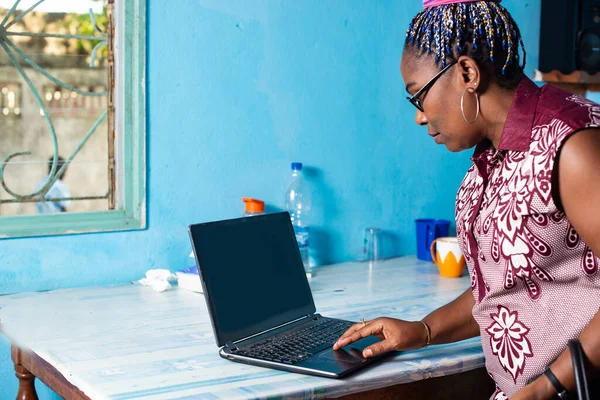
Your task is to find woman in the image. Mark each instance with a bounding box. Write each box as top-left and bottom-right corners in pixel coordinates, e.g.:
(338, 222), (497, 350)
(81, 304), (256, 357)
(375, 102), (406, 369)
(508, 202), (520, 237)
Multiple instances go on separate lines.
(334, 1), (600, 399)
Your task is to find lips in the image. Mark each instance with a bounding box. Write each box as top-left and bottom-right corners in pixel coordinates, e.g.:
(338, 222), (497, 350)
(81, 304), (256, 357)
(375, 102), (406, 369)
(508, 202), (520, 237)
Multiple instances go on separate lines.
(429, 132), (441, 143)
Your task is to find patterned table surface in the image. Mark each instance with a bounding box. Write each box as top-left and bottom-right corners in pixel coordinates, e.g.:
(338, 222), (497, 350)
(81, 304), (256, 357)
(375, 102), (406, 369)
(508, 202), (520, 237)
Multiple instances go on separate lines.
(0, 256), (484, 399)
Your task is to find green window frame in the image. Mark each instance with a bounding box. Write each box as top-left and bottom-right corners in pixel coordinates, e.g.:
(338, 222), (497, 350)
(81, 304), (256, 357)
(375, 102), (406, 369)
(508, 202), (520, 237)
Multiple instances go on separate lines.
(0, 0), (146, 239)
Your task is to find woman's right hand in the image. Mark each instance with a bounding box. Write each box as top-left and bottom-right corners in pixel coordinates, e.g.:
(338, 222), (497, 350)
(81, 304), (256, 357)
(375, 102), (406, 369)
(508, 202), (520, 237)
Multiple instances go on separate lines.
(332, 317), (428, 358)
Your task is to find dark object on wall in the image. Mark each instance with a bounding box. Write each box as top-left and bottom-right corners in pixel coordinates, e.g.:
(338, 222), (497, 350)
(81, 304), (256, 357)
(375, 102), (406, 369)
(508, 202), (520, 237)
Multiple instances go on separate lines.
(539, 0), (600, 75)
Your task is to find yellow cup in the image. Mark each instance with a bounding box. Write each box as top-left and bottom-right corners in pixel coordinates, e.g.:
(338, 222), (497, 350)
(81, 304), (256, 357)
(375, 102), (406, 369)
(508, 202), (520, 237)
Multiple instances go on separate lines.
(430, 237), (466, 278)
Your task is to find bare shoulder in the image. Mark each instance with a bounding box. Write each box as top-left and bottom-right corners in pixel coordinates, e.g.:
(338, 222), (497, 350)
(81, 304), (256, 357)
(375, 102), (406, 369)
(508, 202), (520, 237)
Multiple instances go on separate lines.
(557, 128), (600, 253)
(558, 128), (600, 177)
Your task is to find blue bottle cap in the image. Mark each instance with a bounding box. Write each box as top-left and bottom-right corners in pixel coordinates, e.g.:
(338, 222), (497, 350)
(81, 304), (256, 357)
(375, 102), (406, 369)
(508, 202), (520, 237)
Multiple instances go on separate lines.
(291, 162), (303, 170)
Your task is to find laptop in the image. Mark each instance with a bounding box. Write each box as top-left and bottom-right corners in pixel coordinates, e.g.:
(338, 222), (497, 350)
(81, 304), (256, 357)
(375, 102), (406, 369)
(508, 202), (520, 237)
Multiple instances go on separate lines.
(188, 212), (384, 378)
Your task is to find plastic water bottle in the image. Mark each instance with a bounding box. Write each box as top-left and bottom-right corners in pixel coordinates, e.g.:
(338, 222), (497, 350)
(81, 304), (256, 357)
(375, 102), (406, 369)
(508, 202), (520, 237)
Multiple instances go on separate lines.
(285, 162), (311, 273)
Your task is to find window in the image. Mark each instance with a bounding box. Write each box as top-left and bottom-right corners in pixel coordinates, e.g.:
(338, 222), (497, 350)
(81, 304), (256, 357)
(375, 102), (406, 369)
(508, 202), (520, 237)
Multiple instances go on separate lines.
(0, 0), (145, 238)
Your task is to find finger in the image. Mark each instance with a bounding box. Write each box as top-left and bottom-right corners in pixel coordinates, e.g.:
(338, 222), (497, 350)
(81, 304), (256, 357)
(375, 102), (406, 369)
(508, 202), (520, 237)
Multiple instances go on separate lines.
(332, 323), (365, 349)
(333, 322), (365, 350)
(334, 322), (382, 349)
(362, 339), (396, 358)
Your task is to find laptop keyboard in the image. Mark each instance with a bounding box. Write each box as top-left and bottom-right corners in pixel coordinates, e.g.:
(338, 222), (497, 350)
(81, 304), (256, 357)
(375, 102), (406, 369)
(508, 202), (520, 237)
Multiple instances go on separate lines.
(236, 318), (355, 364)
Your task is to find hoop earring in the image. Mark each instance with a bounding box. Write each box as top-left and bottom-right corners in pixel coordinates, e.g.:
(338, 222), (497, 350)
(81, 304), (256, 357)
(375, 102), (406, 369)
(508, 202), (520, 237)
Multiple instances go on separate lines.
(461, 86), (480, 124)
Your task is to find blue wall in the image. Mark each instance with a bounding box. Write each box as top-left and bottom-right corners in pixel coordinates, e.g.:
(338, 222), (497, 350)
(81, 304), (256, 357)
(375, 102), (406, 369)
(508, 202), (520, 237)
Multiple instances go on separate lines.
(0, 1), (540, 398)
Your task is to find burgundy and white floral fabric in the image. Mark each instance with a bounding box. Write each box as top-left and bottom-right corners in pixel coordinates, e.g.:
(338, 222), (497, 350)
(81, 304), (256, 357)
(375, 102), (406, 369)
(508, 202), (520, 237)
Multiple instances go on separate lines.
(455, 77), (600, 398)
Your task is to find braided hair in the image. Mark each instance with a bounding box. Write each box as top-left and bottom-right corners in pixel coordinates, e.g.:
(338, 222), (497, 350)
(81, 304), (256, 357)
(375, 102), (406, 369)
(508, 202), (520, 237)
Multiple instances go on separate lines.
(405, 1), (526, 89)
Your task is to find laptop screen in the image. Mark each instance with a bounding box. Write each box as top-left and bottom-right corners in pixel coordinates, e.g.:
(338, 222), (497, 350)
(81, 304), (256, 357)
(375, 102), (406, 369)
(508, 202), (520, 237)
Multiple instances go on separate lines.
(189, 212), (316, 346)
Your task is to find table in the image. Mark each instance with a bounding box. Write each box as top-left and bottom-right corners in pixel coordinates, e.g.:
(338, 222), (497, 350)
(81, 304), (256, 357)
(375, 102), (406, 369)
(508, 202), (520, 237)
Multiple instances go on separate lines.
(1, 257), (494, 399)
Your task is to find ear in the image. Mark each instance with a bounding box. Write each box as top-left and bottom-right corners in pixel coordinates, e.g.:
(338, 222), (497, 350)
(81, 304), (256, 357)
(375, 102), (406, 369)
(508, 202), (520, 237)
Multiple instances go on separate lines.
(457, 56), (481, 90)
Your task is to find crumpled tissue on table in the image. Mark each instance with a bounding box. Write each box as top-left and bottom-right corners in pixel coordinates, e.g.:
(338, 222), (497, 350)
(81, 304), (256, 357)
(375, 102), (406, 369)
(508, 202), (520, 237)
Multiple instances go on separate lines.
(137, 269), (177, 292)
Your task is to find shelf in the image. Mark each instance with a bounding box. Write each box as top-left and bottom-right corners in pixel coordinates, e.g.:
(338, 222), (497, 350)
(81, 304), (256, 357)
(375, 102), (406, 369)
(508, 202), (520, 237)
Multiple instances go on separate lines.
(534, 69), (600, 94)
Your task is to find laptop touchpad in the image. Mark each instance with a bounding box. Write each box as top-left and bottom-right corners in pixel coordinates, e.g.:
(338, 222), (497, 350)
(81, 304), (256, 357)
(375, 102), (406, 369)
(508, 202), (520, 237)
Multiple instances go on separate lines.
(318, 346), (368, 364)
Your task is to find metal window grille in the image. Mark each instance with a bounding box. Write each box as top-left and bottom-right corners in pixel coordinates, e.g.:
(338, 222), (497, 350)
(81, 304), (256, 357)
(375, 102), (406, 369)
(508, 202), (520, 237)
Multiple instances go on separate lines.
(0, 0), (115, 214)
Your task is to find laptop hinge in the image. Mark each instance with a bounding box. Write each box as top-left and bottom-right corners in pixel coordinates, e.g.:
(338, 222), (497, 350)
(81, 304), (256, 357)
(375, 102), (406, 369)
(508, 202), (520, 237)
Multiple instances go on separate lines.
(225, 341), (238, 352)
(310, 314), (319, 320)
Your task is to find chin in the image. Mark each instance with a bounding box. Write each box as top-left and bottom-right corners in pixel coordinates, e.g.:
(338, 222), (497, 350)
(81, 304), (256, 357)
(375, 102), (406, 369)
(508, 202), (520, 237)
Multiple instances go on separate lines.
(443, 143), (463, 153)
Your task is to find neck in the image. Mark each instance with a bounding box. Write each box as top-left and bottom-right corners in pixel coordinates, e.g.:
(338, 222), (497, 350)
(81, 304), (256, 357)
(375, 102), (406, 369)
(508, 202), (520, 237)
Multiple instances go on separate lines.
(477, 84), (517, 149)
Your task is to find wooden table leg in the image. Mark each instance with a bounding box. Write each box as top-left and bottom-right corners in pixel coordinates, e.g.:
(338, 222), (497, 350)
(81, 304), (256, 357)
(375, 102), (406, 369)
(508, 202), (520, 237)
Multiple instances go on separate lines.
(11, 345), (39, 400)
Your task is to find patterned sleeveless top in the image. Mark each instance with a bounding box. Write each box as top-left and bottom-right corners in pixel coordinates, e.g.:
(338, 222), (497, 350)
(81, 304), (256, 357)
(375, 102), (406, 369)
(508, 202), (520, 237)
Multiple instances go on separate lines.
(455, 77), (600, 399)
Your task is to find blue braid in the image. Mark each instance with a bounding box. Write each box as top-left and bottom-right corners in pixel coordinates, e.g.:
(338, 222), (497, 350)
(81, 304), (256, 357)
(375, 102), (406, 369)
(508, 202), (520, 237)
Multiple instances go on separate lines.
(405, 1), (526, 76)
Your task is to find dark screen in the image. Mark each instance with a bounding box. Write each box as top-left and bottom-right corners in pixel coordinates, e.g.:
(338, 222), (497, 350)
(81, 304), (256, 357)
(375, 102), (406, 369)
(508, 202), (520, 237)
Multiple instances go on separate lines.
(189, 212), (315, 346)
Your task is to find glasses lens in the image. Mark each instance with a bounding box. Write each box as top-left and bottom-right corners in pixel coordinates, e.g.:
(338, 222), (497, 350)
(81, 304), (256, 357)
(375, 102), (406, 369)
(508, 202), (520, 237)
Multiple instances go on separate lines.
(406, 96), (424, 112)
(414, 99), (424, 112)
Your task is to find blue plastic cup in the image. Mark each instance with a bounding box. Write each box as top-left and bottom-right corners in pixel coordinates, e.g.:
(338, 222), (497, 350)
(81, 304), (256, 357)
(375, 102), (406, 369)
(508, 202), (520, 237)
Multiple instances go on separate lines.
(416, 219), (451, 262)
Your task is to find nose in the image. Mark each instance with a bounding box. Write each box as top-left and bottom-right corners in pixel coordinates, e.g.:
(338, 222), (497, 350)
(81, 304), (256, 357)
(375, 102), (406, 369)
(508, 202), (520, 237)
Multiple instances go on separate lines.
(415, 109), (428, 126)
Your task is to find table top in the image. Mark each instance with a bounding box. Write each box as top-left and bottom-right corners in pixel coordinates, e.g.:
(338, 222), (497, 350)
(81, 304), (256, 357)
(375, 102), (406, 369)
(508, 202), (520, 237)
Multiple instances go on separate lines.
(0, 257), (484, 400)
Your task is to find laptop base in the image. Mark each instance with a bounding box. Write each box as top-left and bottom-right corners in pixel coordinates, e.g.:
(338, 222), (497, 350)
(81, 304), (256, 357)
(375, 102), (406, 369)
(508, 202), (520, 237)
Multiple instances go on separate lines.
(221, 335), (383, 379)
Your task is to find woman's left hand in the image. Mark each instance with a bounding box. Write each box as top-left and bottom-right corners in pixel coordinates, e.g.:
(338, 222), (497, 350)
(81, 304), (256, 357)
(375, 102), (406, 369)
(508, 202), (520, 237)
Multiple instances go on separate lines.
(509, 386), (535, 400)
(509, 378), (552, 400)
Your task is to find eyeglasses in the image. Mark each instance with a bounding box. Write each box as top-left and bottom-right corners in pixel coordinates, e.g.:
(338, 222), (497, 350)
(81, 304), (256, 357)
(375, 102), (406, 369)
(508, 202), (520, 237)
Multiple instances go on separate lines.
(406, 61), (458, 112)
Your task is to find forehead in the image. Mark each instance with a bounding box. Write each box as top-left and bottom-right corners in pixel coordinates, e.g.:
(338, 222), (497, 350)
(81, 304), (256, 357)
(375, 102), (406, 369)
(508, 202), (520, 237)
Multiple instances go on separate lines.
(400, 50), (439, 82)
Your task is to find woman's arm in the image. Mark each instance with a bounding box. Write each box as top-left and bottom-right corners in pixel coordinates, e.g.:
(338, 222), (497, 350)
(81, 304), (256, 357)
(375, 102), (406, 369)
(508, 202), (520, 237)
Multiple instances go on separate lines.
(513, 128), (600, 400)
(333, 287), (479, 357)
(423, 286), (480, 345)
